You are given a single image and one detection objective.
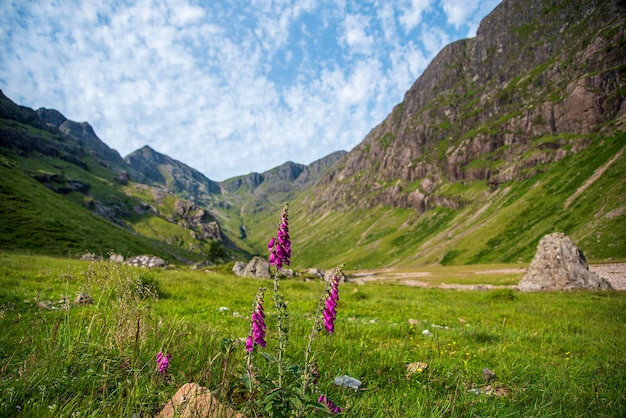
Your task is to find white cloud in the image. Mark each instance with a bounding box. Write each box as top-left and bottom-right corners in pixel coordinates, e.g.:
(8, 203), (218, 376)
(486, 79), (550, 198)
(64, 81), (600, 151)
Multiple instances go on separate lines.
(341, 14), (374, 56)
(0, 0), (502, 181)
(441, 0), (479, 28)
(420, 24), (451, 57)
(170, 4), (205, 26)
(398, 0), (434, 33)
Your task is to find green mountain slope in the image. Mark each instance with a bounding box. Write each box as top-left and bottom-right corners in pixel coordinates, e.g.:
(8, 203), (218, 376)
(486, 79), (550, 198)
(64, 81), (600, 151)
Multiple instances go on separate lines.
(0, 92), (240, 263)
(0, 160), (205, 261)
(286, 132), (625, 270)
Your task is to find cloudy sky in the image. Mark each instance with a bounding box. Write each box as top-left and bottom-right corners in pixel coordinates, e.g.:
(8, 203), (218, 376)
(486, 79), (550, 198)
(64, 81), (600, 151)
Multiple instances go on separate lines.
(1, 0), (500, 181)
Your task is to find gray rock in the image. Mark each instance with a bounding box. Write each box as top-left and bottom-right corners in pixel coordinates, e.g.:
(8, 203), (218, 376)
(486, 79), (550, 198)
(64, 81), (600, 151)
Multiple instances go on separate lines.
(109, 253), (125, 263)
(232, 261), (246, 276)
(306, 268), (325, 279)
(80, 252), (102, 261)
(241, 256), (271, 279)
(482, 368), (496, 383)
(334, 375), (362, 390)
(279, 268), (294, 278)
(518, 233), (612, 291)
(74, 293), (94, 305)
(125, 255), (167, 269)
(190, 260), (214, 270)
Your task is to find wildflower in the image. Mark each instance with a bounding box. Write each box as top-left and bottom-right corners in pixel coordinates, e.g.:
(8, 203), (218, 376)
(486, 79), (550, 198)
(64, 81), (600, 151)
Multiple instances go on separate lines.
(310, 360), (320, 385)
(246, 288), (267, 353)
(323, 271), (341, 334)
(318, 395), (343, 414)
(268, 204), (291, 270)
(156, 351), (171, 374)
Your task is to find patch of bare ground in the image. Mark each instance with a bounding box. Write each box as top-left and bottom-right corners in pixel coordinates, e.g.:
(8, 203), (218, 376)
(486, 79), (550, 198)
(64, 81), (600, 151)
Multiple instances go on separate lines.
(350, 263), (626, 290)
(589, 263), (626, 290)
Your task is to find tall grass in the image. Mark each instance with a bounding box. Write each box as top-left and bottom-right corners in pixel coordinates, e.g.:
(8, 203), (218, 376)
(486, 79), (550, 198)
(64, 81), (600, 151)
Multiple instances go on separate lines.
(1, 253), (625, 416)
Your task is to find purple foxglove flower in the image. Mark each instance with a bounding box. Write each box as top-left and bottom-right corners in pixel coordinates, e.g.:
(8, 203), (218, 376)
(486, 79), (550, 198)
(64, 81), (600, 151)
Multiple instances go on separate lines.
(323, 272), (342, 334)
(156, 351), (172, 374)
(246, 289), (267, 352)
(318, 395), (343, 414)
(245, 336), (254, 353)
(268, 205), (291, 269)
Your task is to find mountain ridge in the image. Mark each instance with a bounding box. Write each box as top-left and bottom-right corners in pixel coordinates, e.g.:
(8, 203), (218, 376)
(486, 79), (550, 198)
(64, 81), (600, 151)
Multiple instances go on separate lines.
(1, 0), (624, 268)
(0, 89), (346, 261)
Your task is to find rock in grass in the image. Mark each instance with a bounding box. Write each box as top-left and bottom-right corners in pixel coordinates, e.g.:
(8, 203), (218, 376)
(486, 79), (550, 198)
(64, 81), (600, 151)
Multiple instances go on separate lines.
(158, 383), (244, 418)
(241, 256), (271, 279)
(125, 255), (167, 269)
(518, 233), (612, 291)
(232, 261), (246, 276)
(334, 375), (362, 390)
(406, 362), (428, 377)
(232, 257), (271, 279)
(482, 368), (496, 383)
(74, 293), (93, 305)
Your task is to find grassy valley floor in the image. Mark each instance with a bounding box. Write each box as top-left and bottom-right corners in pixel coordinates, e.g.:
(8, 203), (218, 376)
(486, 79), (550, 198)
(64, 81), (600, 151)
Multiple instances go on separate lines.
(1, 253), (625, 417)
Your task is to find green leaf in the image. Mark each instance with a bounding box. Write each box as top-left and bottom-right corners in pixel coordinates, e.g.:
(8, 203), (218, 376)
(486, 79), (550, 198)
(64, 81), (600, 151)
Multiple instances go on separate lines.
(220, 337), (233, 353)
(287, 364), (302, 375)
(260, 350), (277, 362)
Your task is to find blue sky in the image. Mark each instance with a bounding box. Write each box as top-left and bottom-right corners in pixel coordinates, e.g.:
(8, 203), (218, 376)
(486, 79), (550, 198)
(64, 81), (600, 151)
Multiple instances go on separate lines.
(0, 0), (500, 181)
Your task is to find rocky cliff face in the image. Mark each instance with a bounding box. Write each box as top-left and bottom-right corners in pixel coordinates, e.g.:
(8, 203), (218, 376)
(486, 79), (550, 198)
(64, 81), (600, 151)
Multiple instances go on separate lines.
(125, 145), (222, 202)
(221, 151), (347, 214)
(221, 151), (346, 194)
(37, 108), (128, 170)
(316, 0), (626, 212)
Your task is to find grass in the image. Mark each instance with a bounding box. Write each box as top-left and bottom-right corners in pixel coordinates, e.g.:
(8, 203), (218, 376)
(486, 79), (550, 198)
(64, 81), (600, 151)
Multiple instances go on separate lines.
(1, 253), (625, 416)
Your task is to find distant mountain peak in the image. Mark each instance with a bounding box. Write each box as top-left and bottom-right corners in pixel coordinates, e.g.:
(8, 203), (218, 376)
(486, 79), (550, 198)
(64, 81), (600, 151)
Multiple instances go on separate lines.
(125, 145), (221, 198)
(35, 108), (67, 127)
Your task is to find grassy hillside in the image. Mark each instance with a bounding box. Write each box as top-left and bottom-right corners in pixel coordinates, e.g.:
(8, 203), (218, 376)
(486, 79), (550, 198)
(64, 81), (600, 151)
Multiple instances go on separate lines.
(0, 160), (204, 262)
(279, 132), (626, 270)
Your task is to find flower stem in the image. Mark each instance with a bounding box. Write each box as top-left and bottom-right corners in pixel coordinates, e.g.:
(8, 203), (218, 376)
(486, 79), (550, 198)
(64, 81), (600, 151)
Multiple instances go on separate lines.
(301, 264), (344, 398)
(273, 270), (288, 388)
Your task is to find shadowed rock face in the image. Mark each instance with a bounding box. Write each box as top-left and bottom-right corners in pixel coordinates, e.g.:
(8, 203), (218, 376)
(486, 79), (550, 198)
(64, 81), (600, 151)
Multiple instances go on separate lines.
(518, 232), (612, 291)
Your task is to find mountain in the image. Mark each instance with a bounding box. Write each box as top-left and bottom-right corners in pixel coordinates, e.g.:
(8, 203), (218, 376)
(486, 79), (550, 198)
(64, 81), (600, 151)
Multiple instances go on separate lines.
(125, 145), (222, 203)
(0, 89), (345, 261)
(315, 0), (626, 212)
(0, 91), (239, 261)
(37, 107), (129, 171)
(221, 152), (347, 214)
(1, 0), (624, 269)
(289, 0), (626, 269)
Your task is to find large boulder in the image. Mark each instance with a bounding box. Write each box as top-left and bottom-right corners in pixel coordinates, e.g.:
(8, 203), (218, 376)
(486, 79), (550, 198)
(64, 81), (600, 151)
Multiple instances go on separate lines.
(518, 233), (612, 291)
(233, 257), (271, 279)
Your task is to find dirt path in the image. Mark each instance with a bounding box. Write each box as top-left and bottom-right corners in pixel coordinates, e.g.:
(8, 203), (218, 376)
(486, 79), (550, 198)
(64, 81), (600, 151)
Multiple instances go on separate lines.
(589, 263), (626, 290)
(351, 263), (626, 290)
